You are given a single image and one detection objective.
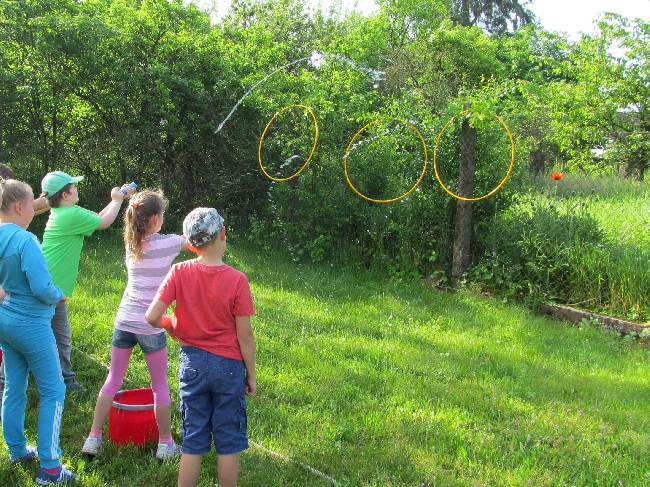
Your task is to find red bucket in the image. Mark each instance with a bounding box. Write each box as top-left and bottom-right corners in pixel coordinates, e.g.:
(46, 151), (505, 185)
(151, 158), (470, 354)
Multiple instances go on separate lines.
(108, 388), (159, 446)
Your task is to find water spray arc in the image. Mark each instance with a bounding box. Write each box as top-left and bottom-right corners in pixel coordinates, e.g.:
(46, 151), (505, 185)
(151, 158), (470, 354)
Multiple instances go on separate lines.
(344, 118), (429, 204)
(258, 104), (319, 182)
(215, 55), (315, 133)
(217, 53), (515, 202)
(215, 51), (384, 133)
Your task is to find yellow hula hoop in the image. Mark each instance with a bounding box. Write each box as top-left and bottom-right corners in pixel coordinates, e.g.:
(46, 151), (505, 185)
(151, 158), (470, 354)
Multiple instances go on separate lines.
(344, 119), (429, 203)
(258, 104), (319, 182)
(433, 110), (515, 202)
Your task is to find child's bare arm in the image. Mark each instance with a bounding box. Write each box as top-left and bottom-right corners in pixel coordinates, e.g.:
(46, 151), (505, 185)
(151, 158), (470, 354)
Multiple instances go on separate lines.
(146, 298), (178, 340)
(33, 196), (50, 215)
(180, 235), (188, 252)
(0, 284), (5, 301)
(145, 298), (170, 328)
(236, 315), (257, 396)
(97, 187), (124, 229)
(97, 185), (133, 229)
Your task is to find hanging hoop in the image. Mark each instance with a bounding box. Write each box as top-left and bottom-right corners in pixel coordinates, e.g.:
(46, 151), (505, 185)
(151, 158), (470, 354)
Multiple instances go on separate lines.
(258, 104), (319, 182)
(433, 110), (515, 202)
(344, 119), (429, 203)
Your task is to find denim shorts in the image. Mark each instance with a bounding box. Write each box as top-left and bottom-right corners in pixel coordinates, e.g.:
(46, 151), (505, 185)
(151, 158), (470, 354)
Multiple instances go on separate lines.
(111, 329), (167, 354)
(178, 346), (249, 455)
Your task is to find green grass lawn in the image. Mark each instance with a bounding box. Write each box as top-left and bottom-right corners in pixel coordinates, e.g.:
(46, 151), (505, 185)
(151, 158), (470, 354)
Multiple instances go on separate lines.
(1, 232), (649, 486)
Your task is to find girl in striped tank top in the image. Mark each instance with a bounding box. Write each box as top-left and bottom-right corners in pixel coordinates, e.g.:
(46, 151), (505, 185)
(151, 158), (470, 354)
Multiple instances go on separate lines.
(82, 190), (187, 460)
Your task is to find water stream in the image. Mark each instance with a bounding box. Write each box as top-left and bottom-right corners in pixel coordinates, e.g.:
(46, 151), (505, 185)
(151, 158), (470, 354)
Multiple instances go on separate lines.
(215, 51), (384, 133)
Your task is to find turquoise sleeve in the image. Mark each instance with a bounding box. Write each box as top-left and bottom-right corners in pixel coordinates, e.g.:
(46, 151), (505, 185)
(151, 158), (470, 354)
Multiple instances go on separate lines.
(21, 236), (65, 304)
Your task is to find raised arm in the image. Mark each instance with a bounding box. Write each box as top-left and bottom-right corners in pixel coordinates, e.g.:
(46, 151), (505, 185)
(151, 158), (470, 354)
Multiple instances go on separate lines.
(97, 187), (125, 229)
(97, 185), (133, 230)
(180, 235), (188, 253)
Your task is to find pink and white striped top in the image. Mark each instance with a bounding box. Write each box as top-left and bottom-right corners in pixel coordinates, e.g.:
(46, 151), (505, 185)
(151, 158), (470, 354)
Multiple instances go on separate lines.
(114, 233), (183, 335)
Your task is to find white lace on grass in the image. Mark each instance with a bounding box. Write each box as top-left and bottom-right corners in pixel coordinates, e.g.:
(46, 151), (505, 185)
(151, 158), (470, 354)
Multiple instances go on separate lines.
(250, 441), (339, 486)
(74, 347), (337, 484)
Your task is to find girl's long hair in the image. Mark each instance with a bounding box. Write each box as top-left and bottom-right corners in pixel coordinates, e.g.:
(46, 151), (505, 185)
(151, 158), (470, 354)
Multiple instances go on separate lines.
(123, 189), (167, 262)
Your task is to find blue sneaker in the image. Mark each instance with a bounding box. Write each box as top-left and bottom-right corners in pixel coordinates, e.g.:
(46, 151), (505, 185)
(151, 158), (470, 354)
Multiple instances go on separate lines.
(9, 445), (38, 466)
(35, 466), (80, 485)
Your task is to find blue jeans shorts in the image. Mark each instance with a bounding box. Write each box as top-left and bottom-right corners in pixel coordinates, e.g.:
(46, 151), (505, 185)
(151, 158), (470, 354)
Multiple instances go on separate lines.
(178, 346), (249, 455)
(111, 329), (167, 354)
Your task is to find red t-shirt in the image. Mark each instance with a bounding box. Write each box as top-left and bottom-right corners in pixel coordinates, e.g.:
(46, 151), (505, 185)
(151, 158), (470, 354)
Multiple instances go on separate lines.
(156, 260), (255, 360)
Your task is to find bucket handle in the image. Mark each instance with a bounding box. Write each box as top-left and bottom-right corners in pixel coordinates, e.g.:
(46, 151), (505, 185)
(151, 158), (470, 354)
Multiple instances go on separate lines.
(112, 389), (155, 411)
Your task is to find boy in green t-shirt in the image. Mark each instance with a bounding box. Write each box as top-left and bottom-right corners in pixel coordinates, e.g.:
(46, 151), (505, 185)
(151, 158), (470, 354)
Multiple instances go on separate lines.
(41, 171), (135, 392)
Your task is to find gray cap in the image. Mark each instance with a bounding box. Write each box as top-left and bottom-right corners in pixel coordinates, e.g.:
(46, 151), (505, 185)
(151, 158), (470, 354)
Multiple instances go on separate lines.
(183, 207), (224, 247)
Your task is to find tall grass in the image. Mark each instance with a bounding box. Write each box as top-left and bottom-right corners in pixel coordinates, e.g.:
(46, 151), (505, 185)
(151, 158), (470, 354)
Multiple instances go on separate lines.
(1, 233), (649, 486)
(543, 175), (650, 248)
(472, 174), (650, 320)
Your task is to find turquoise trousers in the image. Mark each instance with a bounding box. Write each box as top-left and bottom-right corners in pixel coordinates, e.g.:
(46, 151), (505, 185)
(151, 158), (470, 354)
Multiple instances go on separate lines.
(0, 317), (65, 469)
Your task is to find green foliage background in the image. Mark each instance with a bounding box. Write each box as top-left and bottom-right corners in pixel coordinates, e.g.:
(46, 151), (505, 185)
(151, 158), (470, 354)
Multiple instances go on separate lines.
(1, 0), (649, 318)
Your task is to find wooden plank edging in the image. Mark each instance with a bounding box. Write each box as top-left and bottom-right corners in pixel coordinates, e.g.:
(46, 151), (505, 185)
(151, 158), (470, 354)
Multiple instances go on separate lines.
(540, 303), (648, 335)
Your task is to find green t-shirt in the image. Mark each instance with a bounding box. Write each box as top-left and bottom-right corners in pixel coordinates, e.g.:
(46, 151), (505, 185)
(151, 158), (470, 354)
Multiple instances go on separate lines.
(42, 205), (102, 297)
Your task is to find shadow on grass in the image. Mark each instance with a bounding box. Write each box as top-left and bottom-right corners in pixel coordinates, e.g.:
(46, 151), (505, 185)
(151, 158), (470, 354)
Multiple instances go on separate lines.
(243, 253), (650, 485)
(5, 235), (646, 486)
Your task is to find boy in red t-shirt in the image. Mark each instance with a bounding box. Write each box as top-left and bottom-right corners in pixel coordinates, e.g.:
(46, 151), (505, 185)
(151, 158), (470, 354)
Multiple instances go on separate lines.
(146, 207), (256, 487)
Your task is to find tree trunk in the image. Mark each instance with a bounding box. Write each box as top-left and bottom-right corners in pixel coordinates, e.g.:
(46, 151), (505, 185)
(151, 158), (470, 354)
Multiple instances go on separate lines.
(619, 148), (647, 181)
(451, 113), (477, 289)
(634, 148), (646, 181)
(619, 153), (634, 179)
(529, 148), (544, 177)
(459, 0), (471, 26)
(286, 122), (302, 223)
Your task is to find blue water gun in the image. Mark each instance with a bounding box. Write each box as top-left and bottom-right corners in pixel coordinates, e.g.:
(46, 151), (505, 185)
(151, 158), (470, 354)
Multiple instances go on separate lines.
(121, 182), (137, 195)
